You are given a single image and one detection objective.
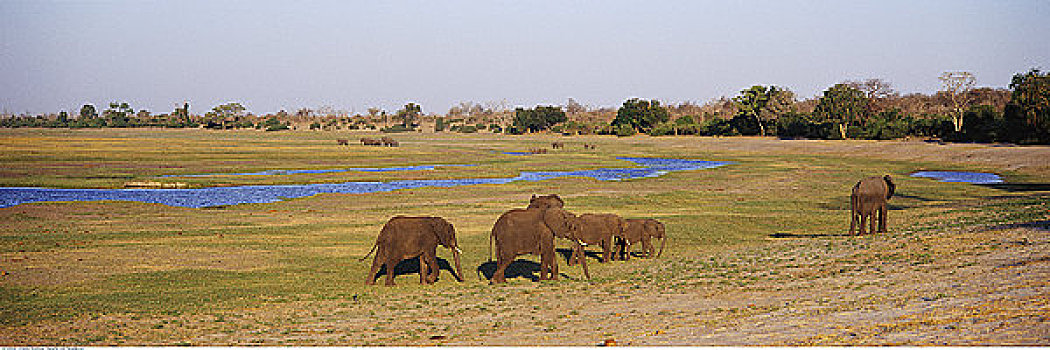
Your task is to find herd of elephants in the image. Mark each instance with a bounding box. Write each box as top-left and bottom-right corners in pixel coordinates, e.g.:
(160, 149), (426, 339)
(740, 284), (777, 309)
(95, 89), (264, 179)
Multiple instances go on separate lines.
(360, 171), (897, 286)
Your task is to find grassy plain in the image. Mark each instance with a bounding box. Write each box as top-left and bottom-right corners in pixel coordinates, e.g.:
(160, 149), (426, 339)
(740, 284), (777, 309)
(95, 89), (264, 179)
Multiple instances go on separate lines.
(1, 128), (1048, 345)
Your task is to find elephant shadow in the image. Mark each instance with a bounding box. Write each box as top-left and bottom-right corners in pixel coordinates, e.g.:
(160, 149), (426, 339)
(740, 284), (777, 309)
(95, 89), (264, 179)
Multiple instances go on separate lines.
(555, 247), (606, 264)
(476, 259), (572, 281)
(769, 232), (853, 238)
(373, 257), (461, 282)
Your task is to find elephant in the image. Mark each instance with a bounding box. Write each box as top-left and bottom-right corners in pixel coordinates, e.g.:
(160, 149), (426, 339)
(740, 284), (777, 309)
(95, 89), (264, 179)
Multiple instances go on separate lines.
(362, 216), (464, 286)
(336, 139), (349, 146)
(527, 194), (565, 209)
(381, 137), (399, 147)
(565, 213), (626, 265)
(551, 142), (564, 149)
(850, 175), (896, 235)
(360, 137), (382, 146)
(488, 208), (589, 283)
(615, 218), (666, 260)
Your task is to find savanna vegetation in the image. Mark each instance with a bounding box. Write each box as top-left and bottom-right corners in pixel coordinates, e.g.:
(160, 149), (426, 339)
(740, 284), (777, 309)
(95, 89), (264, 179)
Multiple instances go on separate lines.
(0, 129), (1047, 345)
(4, 69), (1048, 144)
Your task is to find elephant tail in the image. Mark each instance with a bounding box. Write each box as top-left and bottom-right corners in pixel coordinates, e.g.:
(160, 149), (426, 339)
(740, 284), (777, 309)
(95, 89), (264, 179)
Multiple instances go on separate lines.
(358, 242), (378, 262)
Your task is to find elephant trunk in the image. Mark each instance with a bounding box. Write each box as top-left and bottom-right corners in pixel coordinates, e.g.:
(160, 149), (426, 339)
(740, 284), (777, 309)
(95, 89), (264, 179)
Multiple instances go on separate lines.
(452, 247), (464, 282)
(656, 236), (666, 258)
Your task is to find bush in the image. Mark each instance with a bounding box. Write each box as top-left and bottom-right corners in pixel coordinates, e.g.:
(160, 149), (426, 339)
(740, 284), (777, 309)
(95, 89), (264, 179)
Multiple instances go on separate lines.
(381, 125), (415, 133)
(614, 124), (636, 137)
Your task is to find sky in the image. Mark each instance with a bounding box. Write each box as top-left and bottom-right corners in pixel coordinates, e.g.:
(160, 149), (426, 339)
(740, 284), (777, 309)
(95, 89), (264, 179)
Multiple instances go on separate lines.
(1, 0), (1048, 116)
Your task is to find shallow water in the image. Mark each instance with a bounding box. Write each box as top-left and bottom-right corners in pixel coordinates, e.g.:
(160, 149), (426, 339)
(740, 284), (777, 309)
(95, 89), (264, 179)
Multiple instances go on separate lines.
(0, 157), (730, 208)
(910, 171), (1003, 184)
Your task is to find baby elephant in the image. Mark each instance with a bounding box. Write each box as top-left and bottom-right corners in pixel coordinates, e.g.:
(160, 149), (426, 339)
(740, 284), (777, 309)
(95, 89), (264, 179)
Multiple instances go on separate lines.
(616, 218), (666, 260)
(362, 216), (464, 286)
(850, 175), (896, 235)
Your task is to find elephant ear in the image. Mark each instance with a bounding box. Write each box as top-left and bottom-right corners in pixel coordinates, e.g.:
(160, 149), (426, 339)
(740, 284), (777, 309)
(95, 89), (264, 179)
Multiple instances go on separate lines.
(430, 218), (455, 247)
(883, 175), (896, 200)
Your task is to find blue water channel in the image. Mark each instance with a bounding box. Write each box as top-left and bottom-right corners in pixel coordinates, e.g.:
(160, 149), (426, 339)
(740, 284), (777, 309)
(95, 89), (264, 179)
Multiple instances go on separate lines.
(0, 157), (731, 208)
(910, 171), (1003, 184)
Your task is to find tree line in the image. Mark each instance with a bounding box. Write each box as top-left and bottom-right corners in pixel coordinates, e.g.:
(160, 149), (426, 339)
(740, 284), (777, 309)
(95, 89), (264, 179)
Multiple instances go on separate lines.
(3, 69), (1047, 144)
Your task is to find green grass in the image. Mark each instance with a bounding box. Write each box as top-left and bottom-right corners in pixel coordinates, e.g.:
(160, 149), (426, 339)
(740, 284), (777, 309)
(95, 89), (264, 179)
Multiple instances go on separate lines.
(0, 129), (1047, 342)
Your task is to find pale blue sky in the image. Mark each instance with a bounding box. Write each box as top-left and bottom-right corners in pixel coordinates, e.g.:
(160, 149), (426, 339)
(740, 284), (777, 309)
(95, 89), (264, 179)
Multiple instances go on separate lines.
(2, 0), (1048, 115)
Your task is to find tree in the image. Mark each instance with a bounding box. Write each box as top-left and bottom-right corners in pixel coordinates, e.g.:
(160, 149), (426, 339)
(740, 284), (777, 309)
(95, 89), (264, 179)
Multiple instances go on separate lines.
(731, 85), (794, 136)
(103, 102), (134, 127)
(512, 105), (566, 133)
(1006, 68), (1050, 144)
(206, 102), (247, 129)
(611, 98), (669, 133)
(847, 78), (898, 114)
(79, 104), (97, 119)
(396, 102), (422, 127)
(939, 71), (976, 133)
(813, 83), (870, 139)
(566, 98), (587, 115)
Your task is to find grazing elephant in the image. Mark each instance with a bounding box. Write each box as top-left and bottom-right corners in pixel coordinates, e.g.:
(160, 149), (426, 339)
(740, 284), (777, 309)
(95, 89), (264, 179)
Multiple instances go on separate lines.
(850, 175), (896, 235)
(566, 213), (626, 265)
(527, 194), (565, 209)
(488, 208), (588, 283)
(360, 137), (382, 146)
(362, 216), (464, 286)
(381, 136), (399, 147)
(616, 218), (666, 260)
(552, 142), (564, 149)
(336, 139), (349, 146)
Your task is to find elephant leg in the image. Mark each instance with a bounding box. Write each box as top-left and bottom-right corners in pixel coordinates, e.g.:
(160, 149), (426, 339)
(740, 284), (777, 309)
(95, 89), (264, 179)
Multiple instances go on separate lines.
(858, 212), (867, 235)
(551, 251), (560, 280)
(878, 204), (888, 233)
(601, 239), (612, 263)
(365, 254), (384, 285)
(567, 246), (578, 266)
(623, 241), (632, 261)
(418, 256), (428, 284)
(576, 241), (591, 279)
(869, 212), (877, 235)
(384, 259), (398, 286)
(492, 254), (511, 284)
(849, 212), (857, 236)
(425, 250), (440, 283)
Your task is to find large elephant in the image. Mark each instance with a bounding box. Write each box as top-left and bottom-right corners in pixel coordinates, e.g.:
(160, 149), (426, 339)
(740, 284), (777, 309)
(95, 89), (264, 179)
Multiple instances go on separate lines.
(850, 175), (896, 235)
(566, 213), (626, 265)
(488, 208), (588, 283)
(362, 216), (464, 286)
(616, 218), (666, 260)
(527, 194), (565, 209)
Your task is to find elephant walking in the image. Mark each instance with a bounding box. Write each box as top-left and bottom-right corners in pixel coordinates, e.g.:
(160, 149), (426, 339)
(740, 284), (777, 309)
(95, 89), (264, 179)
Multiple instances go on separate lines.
(850, 175), (896, 235)
(566, 213), (626, 265)
(488, 208), (588, 283)
(616, 218), (666, 260)
(362, 216), (464, 286)
(527, 194), (565, 209)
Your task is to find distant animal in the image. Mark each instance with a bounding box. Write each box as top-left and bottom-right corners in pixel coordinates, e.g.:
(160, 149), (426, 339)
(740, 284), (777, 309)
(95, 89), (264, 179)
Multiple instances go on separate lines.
(381, 136), (399, 147)
(488, 208), (588, 283)
(362, 216), (464, 286)
(566, 213), (626, 265)
(360, 138), (382, 146)
(552, 142), (564, 149)
(616, 218), (666, 260)
(850, 175), (896, 235)
(528, 148), (548, 154)
(336, 139), (349, 146)
(527, 194), (565, 209)
(583, 143), (597, 150)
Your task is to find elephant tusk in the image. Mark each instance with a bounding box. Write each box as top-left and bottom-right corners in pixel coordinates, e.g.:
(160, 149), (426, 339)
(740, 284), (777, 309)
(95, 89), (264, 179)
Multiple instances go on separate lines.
(454, 247), (463, 254)
(576, 239), (589, 247)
